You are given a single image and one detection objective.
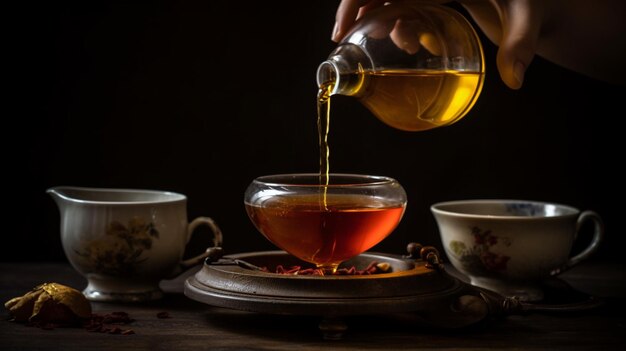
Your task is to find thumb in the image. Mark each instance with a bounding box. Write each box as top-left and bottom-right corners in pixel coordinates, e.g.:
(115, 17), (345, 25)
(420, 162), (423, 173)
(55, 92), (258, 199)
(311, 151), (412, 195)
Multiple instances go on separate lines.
(496, 1), (544, 89)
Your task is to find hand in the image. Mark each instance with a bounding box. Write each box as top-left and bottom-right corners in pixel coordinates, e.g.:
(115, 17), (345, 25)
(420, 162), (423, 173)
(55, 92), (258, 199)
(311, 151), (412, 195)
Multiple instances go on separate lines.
(334, 2), (444, 56)
(332, 0), (626, 89)
(332, 0), (544, 89)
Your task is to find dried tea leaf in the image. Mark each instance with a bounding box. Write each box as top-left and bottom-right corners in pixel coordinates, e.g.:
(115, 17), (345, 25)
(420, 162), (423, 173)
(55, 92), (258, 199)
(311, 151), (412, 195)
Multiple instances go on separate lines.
(4, 283), (92, 324)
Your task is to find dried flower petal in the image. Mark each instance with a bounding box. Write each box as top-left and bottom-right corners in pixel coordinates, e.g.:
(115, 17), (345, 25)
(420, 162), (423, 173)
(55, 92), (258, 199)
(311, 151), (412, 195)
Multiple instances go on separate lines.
(261, 261), (390, 275)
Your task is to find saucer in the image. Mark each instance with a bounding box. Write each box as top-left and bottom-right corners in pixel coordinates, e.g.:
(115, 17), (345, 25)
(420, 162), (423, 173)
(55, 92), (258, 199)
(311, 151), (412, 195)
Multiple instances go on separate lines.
(518, 277), (604, 313)
(445, 264), (603, 312)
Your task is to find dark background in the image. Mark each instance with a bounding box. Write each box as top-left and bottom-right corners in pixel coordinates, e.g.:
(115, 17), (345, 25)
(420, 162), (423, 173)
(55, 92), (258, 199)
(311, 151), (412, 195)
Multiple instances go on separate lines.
(7, 1), (624, 263)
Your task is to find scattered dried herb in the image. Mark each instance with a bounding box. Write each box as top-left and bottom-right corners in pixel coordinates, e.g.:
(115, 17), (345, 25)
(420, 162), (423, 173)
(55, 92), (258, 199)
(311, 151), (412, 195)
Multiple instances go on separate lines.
(83, 311), (135, 335)
(4, 284), (139, 335)
(261, 261), (391, 275)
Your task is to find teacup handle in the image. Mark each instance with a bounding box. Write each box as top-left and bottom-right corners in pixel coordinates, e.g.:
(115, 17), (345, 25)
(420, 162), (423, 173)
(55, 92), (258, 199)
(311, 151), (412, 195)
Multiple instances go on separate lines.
(551, 210), (604, 275)
(179, 216), (224, 271)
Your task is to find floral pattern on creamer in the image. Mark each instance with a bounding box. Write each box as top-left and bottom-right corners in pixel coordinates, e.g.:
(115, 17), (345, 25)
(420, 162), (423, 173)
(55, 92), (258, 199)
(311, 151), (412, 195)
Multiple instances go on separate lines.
(448, 226), (512, 276)
(74, 217), (159, 275)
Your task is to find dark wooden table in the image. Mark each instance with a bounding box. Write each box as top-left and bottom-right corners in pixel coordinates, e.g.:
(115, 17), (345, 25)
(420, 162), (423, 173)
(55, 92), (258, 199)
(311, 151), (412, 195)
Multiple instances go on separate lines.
(1, 261), (625, 350)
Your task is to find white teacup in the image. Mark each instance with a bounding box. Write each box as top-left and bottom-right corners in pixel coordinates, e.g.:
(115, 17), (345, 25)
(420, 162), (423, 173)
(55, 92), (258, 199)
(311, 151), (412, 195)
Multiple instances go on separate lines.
(431, 199), (604, 301)
(48, 186), (223, 302)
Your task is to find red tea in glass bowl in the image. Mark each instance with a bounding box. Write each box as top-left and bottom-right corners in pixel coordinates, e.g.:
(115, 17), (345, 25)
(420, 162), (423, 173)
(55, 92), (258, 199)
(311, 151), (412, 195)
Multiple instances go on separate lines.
(244, 174), (407, 274)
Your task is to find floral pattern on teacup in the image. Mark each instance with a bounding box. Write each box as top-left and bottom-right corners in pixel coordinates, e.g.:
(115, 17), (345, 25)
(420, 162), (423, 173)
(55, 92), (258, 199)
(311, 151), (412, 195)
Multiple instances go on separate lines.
(74, 217), (159, 275)
(448, 226), (512, 275)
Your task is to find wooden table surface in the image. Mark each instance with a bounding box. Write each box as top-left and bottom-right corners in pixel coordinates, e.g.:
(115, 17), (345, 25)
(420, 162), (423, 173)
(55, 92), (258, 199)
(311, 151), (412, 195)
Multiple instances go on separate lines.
(1, 260), (625, 350)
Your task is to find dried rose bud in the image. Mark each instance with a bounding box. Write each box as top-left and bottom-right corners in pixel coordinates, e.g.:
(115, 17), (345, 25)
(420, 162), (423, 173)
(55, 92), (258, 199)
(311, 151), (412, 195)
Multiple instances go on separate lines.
(4, 283), (92, 325)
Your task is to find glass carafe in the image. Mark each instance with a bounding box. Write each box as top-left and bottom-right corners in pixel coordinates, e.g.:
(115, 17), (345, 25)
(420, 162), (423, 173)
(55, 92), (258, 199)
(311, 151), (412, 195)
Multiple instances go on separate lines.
(317, 3), (485, 131)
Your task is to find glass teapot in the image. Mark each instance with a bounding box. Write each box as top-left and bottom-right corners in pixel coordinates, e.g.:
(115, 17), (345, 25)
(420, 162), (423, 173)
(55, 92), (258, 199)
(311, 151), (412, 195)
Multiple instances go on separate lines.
(316, 3), (485, 131)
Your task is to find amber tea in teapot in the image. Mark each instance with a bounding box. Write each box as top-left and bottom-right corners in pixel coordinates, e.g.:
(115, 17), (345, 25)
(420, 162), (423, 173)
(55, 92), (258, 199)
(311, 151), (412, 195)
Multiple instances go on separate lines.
(316, 3), (485, 132)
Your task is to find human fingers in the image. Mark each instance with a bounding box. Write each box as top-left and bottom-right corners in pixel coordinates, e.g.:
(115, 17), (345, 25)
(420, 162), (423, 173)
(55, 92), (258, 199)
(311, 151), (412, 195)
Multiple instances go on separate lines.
(388, 19), (443, 56)
(419, 33), (442, 56)
(458, 0), (503, 45)
(333, 0), (387, 42)
(494, 0), (545, 89)
(389, 18), (422, 54)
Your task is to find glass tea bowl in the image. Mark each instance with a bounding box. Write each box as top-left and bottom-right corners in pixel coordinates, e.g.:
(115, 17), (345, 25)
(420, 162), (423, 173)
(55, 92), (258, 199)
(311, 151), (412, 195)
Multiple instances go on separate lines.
(244, 173), (407, 274)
